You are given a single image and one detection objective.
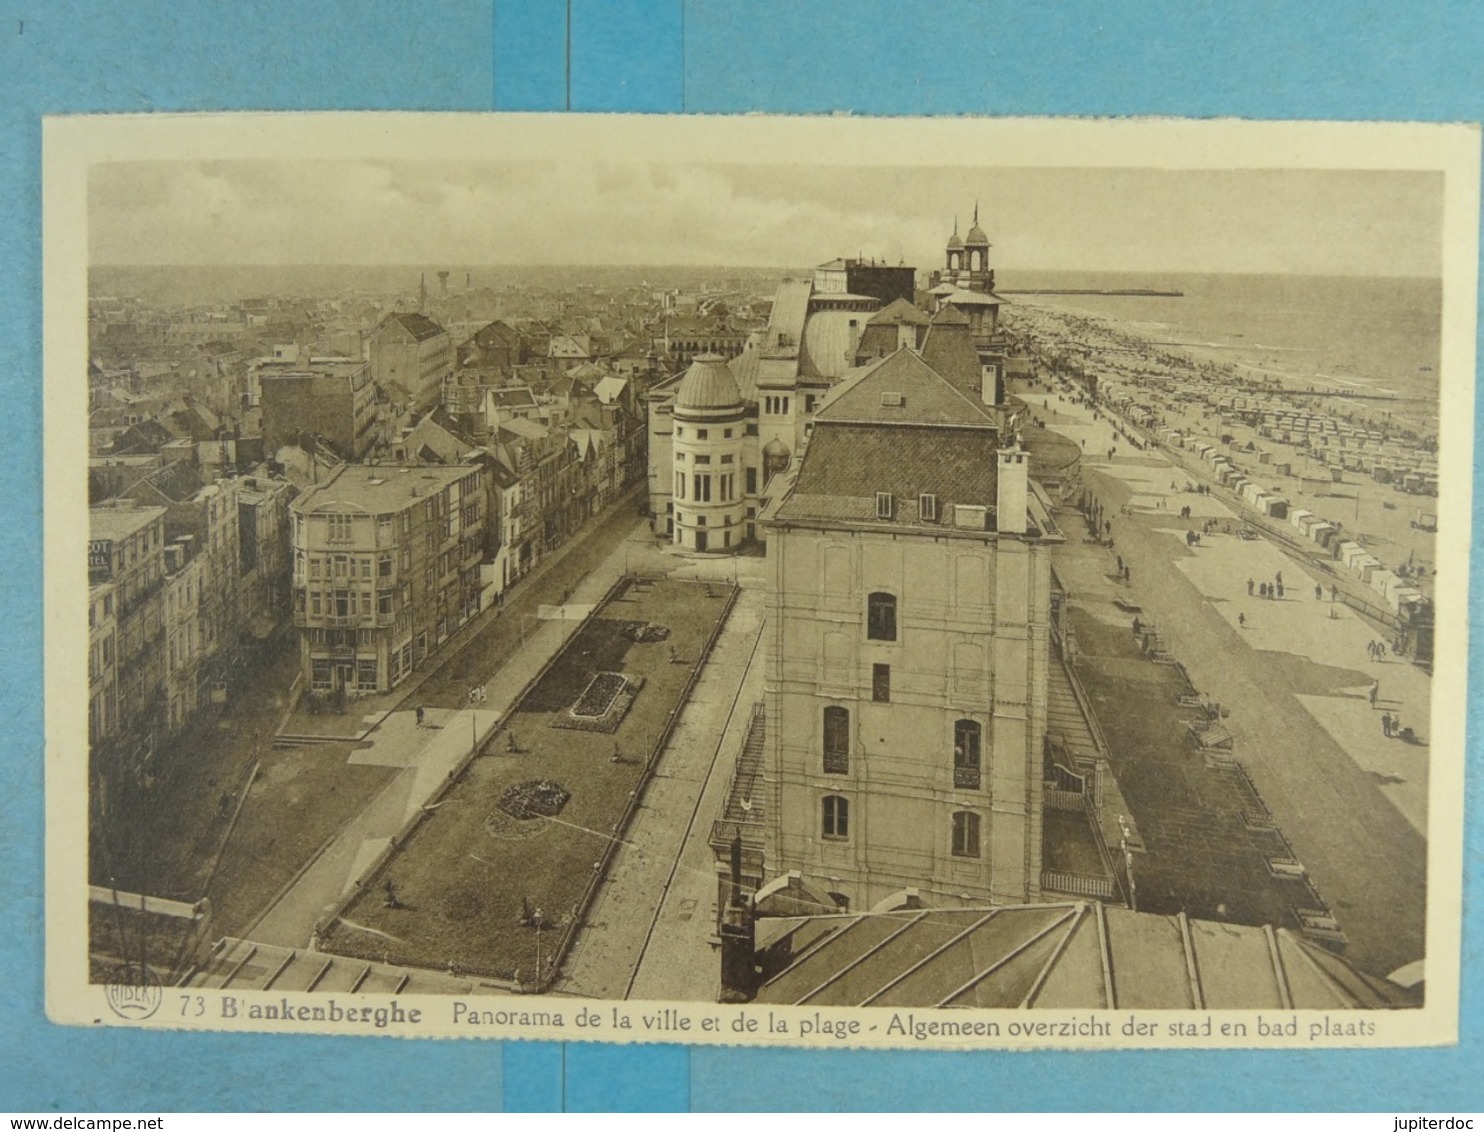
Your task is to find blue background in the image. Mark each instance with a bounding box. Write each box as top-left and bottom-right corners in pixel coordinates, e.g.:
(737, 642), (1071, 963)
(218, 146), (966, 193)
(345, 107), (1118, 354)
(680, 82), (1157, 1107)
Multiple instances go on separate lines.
(2, 0), (1480, 1112)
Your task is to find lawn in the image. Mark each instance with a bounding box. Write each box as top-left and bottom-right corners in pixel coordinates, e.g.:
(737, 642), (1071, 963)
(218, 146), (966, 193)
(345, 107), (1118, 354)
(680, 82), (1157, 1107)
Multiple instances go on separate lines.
(204, 748), (398, 937)
(323, 576), (734, 985)
(1069, 606), (1323, 929)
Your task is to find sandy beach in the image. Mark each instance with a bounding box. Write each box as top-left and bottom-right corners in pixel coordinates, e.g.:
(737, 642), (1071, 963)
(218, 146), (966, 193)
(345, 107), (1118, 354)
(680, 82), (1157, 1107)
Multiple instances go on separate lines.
(1005, 302), (1441, 607)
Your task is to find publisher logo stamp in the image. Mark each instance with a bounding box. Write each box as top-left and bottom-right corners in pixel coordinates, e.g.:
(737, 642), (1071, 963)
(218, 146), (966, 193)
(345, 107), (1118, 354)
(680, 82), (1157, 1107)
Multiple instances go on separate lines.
(105, 962), (162, 1020)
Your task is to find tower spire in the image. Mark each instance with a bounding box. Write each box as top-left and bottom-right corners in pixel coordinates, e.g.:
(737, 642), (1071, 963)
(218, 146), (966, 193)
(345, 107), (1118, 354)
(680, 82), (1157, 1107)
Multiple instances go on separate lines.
(974, 201), (979, 225)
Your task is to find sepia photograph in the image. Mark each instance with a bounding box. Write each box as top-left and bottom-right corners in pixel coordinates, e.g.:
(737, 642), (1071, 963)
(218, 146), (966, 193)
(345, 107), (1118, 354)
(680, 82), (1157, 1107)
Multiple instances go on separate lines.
(45, 114), (1477, 1048)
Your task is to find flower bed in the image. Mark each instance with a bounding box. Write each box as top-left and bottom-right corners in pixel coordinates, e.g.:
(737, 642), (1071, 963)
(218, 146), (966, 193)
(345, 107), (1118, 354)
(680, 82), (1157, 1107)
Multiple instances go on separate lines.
(551, 672), (645, 735)
(497, 779), (571, 821)
(572, 672), (628, 718)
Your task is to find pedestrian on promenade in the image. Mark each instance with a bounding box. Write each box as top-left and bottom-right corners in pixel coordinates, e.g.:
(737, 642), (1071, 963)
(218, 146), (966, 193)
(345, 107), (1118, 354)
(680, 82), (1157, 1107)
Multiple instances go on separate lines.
(1331, 584), (1339, 602)
(1368, 681), (1379, 708)
(1315, 584), (1323, 600)
(1116, 554), (1124, 575)
(1276, 581), (1284, 599)
(1276, 571), (1283, 587)
(416, 705), (425, 727)
(1248, 578), (1255, 596)
(1238, 613), (1246, 628)
(1381, 712), (1393, 738)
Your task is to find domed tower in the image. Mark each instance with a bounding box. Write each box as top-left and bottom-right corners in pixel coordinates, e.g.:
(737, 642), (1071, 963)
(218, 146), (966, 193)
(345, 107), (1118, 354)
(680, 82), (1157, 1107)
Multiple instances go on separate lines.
(944, 217), (965, 278)
(671, 354), (748, 553)
(964, 202), (994, 291)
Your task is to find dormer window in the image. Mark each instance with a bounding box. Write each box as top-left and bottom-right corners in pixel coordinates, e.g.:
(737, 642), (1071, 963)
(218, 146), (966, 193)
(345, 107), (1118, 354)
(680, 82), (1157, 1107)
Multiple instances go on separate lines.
(875, 492), (894, 520)
(880, 392), (904, 408)
(919, 493), (938, 522)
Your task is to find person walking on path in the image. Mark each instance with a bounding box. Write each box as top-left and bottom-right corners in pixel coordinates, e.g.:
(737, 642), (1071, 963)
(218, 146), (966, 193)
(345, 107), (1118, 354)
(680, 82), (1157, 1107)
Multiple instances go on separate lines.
(1381, 712), (1393, 738)
(1315, 583), (1323, 600)
(1238, 613), (1246, 628)
(415, 705), (425, 727)
(1248, 578), (1255, 596)
(1368, 680), (1379, 708)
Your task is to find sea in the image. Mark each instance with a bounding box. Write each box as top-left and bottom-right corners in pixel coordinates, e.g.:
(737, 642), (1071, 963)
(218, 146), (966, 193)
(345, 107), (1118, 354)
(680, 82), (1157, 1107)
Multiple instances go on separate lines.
(1002, 270), (1442, 428)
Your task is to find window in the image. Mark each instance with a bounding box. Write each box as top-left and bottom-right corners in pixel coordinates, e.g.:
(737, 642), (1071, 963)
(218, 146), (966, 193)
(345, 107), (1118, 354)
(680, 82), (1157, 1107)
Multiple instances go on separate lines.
(694, 454), (711, 464)
(720, 473), (735, 502)
(746, 467), (757, 494)
(872, 663), (891, 703)
(867, 592), (897, 641)
(694, 474), (712, 502)
(357, 658), (379, 690)
(875, 492), (895, 520)
(310, 558), (322, 580)
(746, 422), (758, 437)
(675, 470), (685, 500)
(805, 393), (817, 414)
(676, 427), (683, 438)
(721, 453), (734, 464)
(361, 558), (372, 580)
(379, 555), (393, 578)
(822, 795), (849, 840)
(311, 658), (333, 690)
(724, 428), (733, 438)
(310, 592), (322, 616)
(919, 493), (939, 522)
(954, 720), (982, 789)
(823, 706), (849, 774)
(697, 429), (708, 440)
(951, 811), (981, 858)
(328, 514), (353, 542)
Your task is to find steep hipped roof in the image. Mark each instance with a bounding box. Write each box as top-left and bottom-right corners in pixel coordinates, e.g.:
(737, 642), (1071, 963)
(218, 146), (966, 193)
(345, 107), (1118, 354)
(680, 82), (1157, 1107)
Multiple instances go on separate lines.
(776, 423), (997, 528)
(386, 312), (446, 342)
(815, 348), (995, 427)
(752, 903), (1409, 1010)
(920, 319), (987, 400)
(868, 296), (931, 327)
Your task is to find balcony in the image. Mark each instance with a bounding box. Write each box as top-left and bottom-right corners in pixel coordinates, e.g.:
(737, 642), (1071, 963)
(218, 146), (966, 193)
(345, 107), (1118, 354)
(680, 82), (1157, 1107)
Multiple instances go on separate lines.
(953, 764), (981, 790)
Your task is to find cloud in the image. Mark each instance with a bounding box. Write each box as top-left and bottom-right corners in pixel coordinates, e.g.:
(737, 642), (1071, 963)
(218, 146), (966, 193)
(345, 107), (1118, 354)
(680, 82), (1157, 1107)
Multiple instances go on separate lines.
(87, 160), (1443, 277)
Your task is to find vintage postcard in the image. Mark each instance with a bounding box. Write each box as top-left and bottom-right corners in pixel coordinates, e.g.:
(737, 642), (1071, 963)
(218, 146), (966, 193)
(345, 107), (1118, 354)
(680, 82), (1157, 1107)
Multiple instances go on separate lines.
(44, 113), (1477, 1050)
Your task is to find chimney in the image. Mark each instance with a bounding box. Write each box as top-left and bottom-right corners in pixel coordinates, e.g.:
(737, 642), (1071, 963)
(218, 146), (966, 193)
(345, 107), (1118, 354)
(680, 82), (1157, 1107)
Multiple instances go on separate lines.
(981, 362), (1000, 407)
(997, 444), (1028, 534)
(718, 833), (758, 1003)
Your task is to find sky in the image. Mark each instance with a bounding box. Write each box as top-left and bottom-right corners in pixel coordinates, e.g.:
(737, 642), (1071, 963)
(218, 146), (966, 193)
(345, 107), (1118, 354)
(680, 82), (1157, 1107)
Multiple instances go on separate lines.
(88, 160), (1445, 277)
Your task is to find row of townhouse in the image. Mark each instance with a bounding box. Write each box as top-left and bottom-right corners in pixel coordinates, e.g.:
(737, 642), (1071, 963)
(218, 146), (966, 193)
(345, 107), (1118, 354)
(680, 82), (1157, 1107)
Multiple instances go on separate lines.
(283, 398), (646, 700)
(88, 465), (297, 796)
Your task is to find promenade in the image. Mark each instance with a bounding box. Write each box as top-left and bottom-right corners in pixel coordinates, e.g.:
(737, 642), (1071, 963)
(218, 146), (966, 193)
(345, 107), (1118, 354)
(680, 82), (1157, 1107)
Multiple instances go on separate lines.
(1037, 387), (1428, 977)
